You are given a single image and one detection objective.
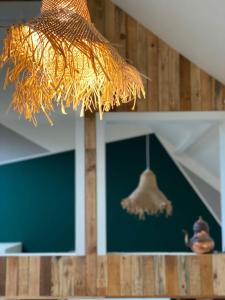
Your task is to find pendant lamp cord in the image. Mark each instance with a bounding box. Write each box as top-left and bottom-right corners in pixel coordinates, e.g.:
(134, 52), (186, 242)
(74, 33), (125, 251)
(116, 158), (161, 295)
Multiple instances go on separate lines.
(146, 134), (150, 170)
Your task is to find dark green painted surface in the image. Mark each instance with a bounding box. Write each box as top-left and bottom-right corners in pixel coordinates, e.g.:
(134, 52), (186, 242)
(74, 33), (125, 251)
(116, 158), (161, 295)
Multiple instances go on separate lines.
(0, 151), (75, 253)
(106, 135), (221, 252)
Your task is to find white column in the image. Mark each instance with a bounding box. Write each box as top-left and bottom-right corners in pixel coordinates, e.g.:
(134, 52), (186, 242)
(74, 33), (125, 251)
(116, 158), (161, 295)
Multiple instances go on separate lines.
(96, 116), (107, 255)
(75, 111), (85, 255)
(219, 122), (225, 251)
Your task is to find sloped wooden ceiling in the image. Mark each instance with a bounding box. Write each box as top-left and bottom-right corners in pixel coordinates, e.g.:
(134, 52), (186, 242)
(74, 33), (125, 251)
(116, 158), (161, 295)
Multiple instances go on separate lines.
(1, 1), (225, 299)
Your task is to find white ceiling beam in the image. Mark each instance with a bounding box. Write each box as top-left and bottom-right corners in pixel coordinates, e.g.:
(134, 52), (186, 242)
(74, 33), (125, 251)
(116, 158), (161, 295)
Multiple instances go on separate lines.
(158, 135), (220, 192)
(175, 123), (218, 154)
(157, 135), (221, 224)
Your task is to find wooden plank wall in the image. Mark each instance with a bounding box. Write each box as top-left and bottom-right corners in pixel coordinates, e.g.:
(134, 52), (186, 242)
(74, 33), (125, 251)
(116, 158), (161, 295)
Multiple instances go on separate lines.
(88, 0), (225, 112)
(1, 255), (225, 298)
(1, 0), (225, 299)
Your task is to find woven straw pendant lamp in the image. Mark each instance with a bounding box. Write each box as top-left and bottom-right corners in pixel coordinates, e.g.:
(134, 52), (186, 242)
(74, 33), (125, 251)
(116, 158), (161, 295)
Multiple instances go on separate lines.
(121, 135), (173, 220)
(0, 0), (145, 124)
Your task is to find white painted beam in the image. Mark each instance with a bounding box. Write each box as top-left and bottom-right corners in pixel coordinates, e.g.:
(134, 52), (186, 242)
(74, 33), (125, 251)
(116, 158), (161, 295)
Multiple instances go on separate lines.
(96, 118), (107, 255)
(175, 123), (217, 154)
(219, 122), (225, 251)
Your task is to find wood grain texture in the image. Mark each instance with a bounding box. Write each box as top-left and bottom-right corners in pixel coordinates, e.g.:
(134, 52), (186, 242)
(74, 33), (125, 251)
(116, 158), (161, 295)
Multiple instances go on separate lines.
(1, 255), (225, 298)
(85, 115), (97, 297)
(90, 0), (225, 112)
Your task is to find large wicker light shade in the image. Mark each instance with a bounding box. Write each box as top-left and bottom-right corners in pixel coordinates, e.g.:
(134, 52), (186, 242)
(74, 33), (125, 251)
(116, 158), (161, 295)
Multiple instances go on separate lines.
(0, 0), (145, 124)
(121, 136), (173, 220)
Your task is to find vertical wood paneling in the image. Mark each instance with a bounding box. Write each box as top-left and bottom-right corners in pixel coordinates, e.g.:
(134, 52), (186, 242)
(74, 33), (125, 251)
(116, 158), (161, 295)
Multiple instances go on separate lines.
(213, 254), (225, 296)
(187, 255), (201, 296)
(126, 15), (138, 112)
(177, 256), (188, 296)
(120, 255), (132, 296)
(168, 48), (180, 110)
(154, 255), (167, 296)
(158, 40), (170, 111)
(214, 80), (225, 110)
(0, 257), (6, 296)
(147, 31), (159, 111)
(97, 256), (108, 296)
(201, 70), (213, 110)
(136, 24), (148, 111)
(200, 255), (213, 297)
(165, 256), (178, 296)
(87, 0), (105, 34)
(114, 6), (127, 58)
(74, 257), (86, 296)
(143, 256), (155, 295)
(28, 257), (41, 297)
(180, 56), (191, 111)
(107, 255), (121, 296)
(6, 257), (19, 297)
(131, 256), (144, 296)
(39, 257), (51, 297)
(18, 257), (29, 296)
(85, 116), (97, 296)
(104, 0), (115, 41)
(191, 63), (202, 110)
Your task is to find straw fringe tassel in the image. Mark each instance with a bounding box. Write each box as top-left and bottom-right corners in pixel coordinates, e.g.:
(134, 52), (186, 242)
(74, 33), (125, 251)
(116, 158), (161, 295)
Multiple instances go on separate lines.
(0, 25), (145, 124)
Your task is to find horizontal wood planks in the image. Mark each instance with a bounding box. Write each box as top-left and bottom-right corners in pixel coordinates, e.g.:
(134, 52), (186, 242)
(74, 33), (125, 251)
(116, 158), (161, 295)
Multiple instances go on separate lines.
(0, 255), (225, 298)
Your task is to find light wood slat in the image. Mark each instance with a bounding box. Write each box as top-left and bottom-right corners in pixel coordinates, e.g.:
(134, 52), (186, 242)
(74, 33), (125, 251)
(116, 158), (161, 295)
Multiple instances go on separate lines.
(28, 257), (41, 297)
(165, 256), (178, 297)
(0, 257), (6, 296)
(187, 255), (201, 296)
(143, 256), (155, 296)
(153, 255), (167, 296)
(6, 257), (19, 297)
(114, 6), (126, 58)
(177, 255), (189, 296)
(39, 257), (51, 297)
(107, 255), (121, 296)
(120, 255), (132, 296)
(147, 31), (159, 111)
(97, 256), (108, 296)
(74, 256), (86, 296)
(180, 56), (191, 111)
(104, 0), (115, 43)
(125, 15), (138, 112)
(201, 70), (213, 110)
(158, 40), (170, 111)
(18, 257), (29, 297)
(131, 256), (144, 296)
(190, 63), (202, 110)
(85, 115), (97, 296)
(200, 255), (214, 297)
(87, 0), (105, 34)
(168, 47), (180, 110)
(213, 254), (225, 296)
(213, 80), (225, 110)
(136, 23), (148, 112)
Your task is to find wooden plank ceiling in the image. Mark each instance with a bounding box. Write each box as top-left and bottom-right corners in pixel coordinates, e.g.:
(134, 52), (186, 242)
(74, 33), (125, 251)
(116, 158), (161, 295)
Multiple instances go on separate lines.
(0, 0), (225, 299)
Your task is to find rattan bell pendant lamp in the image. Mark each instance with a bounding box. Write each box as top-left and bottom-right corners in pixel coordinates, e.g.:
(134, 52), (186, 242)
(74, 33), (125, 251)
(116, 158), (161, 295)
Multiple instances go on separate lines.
(0, 0), (145, 124)
(121, 135), (173, 220)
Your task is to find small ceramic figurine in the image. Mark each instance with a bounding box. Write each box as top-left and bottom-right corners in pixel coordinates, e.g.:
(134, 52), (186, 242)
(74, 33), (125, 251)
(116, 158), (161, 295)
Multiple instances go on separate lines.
(183, 216), (215, 254)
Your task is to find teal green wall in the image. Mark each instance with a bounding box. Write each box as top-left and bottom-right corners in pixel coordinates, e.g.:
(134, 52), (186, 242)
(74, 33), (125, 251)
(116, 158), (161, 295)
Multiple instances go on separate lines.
(0, 151), (75, 253)
(106, 135), (221, 252)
